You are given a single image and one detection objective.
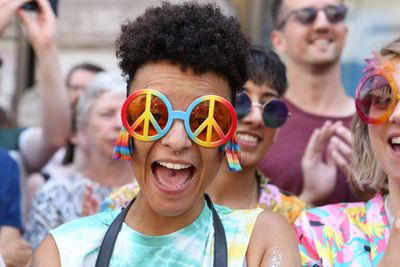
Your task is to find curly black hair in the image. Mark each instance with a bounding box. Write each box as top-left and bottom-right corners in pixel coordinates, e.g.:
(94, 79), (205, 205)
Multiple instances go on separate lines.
(248, 44), (287, 96)
(116, 1), (250, 100)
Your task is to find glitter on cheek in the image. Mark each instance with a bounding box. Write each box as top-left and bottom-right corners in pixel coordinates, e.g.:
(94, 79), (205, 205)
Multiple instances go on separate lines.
(269, 247), (283, 267)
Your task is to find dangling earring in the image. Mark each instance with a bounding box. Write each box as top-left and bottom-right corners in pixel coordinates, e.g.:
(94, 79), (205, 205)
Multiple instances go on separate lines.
(113, 126), (132, 160)
(225, 134), (241, 172)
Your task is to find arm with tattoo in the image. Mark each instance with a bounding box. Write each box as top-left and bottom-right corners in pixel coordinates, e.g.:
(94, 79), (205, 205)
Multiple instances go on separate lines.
(247, 211), (301, 267)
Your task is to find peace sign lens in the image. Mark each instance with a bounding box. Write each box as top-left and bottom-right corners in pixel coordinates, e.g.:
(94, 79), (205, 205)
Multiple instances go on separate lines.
(355, 72), (398, 124)
(121, 89), (237, 147)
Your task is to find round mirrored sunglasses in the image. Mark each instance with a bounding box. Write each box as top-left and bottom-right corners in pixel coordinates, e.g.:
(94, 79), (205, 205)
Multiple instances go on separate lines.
(235, 92), (289, 128)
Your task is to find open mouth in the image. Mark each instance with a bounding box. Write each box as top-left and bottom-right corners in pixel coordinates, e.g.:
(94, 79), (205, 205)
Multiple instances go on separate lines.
(151, 161), (195, 194)
(389, 136), (400, 153)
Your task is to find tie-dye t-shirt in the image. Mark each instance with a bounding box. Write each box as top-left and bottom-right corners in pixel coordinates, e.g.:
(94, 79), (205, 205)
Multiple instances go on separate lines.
(51, 201), (262, 267)
(294, 193), (389, 267)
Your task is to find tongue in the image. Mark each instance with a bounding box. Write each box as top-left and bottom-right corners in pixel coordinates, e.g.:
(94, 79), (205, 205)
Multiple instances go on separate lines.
(155, 165), (192, 188)
(393, 144), (400, 152)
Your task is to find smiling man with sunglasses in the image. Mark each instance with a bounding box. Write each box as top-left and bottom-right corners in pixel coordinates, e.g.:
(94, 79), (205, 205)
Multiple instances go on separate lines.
(258, 0), (362, 206)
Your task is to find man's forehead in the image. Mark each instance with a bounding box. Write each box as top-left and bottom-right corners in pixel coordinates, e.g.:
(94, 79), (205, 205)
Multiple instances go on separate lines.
(282, 0), (342, 10)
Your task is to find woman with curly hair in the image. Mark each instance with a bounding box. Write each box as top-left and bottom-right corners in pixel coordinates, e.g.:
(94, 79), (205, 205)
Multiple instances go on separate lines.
(294, 37), (400, 266)
(98, 44), (308, 223)
(29, 2), (300, 266)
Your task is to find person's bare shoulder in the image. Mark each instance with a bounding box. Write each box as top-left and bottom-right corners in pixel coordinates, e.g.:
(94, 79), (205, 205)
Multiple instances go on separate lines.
(28, 235), (61, 267)
(246, 210), (301, 267)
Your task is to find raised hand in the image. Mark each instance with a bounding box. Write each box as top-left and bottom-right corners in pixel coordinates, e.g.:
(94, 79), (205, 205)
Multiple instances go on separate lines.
(81, 185), (99, 217)
(300, 121), (342, 204)
(15, 0), (70, 172)
(329, 123), (353, 177)
(0, 237), (32, 267)
(17, 0), (56, 52)
(0, 0), (30, 34)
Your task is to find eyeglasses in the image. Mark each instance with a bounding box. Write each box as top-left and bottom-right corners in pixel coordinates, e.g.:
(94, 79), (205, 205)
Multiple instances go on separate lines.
(67, 84), (86, 92)
(121, 89), (237, 147)
(235, 92), (289, 128)
(355, 60), (400, 124)
(276, 4), (347, 29)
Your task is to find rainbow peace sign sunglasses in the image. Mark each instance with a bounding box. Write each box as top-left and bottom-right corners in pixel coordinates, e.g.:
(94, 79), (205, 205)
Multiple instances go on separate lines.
(121, 89), (238, 147)
(355, 57), (400, 124)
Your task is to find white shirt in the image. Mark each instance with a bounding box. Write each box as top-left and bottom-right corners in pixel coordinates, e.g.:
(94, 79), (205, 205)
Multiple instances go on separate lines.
(0, 254), (5, 267)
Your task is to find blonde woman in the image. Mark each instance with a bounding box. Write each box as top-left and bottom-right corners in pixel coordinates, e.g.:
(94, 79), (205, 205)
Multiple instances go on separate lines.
(294, 37), (400, 266)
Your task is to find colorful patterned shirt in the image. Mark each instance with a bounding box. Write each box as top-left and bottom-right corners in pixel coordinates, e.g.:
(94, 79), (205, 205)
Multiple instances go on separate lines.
(294, 193), (389, 266)
(51, 201), (263, 267)
(256, 170), (306, 223)
(99, 182), (140, 212)
(100, 170), (305, 223)
(26, 173), (116, 249)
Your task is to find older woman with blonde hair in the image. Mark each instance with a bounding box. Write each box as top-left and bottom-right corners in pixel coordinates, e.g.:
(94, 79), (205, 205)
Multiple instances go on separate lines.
(294, 37), (400, 266)
(25, 72), (132, 249)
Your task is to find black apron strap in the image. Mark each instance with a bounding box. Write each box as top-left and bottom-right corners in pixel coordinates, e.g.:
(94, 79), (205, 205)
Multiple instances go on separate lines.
(205, 194), (228, 267)
(95, 200), (135, 267)
(95, 194), (227, 267)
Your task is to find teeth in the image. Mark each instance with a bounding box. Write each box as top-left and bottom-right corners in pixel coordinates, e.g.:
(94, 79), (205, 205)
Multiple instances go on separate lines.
(237, 133), (258, 143)
(157, 161), (191, 170)
(313, 39), (329, 45)
(391, 137), (400, 145)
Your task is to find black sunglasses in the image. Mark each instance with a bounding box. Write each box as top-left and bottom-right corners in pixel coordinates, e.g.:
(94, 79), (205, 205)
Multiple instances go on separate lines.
(235, 93), (289, 128)
(276, 4), (347, 29)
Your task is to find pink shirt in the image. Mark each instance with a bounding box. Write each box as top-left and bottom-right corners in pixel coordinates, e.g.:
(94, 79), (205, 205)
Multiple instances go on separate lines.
(294, 193), (389, 266)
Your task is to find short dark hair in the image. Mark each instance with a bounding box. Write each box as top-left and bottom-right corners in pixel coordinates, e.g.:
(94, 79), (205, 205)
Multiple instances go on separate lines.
(65, 62), (104, 87)
(248, 44), (287, 96)
(271, 0), (284, 27)
(115, 2), (250, 101)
